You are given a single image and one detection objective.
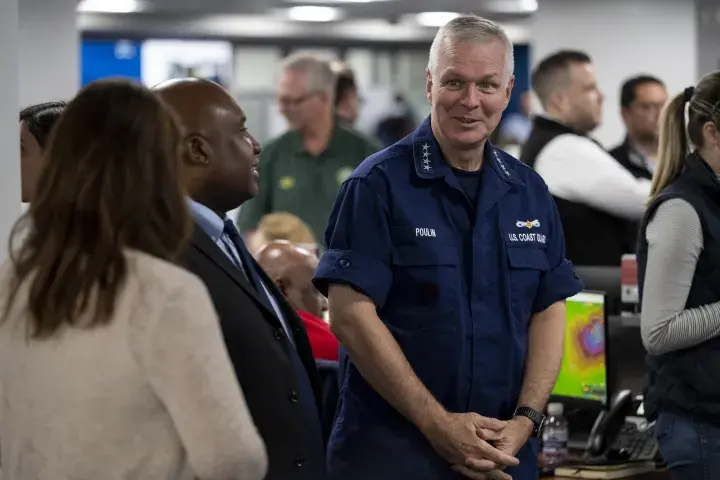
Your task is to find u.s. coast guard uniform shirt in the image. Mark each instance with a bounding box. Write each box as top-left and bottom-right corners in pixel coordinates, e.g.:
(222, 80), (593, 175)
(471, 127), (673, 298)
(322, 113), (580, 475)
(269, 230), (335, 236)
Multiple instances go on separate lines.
(312, 116), (583, 480)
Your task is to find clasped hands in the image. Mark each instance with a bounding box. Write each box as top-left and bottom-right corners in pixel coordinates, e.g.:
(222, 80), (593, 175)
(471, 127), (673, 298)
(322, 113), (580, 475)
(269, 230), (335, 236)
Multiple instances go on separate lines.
(424, 411), (534, 480)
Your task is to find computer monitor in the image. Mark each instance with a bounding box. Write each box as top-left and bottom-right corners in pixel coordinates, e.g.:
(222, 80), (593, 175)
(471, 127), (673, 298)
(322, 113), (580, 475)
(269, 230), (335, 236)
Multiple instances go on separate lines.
(573, 266), (622, 316)
(607, 321), (647, 398)
(551, 291), (609, 406)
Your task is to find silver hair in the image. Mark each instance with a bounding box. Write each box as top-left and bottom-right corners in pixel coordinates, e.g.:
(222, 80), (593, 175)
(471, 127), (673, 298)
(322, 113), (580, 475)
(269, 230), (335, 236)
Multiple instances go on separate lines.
(280, 52), (336, 101)
(428, 15), (514, 80)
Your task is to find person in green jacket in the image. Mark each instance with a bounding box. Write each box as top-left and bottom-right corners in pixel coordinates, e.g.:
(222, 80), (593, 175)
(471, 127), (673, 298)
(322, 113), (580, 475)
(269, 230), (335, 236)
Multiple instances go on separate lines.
(237, 52), (379, 242)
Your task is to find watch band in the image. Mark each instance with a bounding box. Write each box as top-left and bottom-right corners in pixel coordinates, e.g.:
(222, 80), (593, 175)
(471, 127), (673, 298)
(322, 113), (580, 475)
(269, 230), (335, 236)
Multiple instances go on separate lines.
(513, 406), (546, 437)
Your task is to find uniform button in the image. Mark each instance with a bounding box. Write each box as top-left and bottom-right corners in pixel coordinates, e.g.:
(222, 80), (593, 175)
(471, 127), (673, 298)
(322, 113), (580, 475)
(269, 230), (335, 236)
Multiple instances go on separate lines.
(339, 259), (351, 269)
(274, 328), (285, 340)
(295, 456), (305, 467)
(289, 390), (299, 403)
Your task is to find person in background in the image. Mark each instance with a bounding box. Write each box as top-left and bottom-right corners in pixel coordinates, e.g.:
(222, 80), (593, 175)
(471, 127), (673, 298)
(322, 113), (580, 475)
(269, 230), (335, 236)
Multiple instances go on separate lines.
(237, 52), (379, 241)
(247, 211), (318, 257)
(19, 101), (65, 202)
(499, 90), (533, 147)
(610, 75), (669, 250)
(610, 75), (668, 180)
(375, 93), (417, 147)
(155, 78), (326, 480)
(256, 240), (336, 362)
(256, 240), (341, 449)
(332, 63), (360, 126)
(521, 50), (650, 266)
(313, 15), (582, 480)
(637, 72), (720, 480)
(0, 79), (267, 480)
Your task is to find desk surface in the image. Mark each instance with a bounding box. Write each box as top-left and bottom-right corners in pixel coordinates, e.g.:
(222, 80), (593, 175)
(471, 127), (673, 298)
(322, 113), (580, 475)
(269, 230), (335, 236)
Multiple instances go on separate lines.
(550, 469), (669, 479)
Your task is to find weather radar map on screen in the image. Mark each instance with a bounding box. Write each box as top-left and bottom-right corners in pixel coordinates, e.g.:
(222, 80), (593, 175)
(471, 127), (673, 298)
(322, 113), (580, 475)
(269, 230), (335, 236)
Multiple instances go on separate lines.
(552, 291), (607, 404)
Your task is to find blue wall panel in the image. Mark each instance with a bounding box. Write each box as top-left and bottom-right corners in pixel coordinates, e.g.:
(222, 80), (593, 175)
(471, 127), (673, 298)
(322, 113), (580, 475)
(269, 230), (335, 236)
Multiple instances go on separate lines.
(507, 44), (530, 114)
(81, 39), (142, 86)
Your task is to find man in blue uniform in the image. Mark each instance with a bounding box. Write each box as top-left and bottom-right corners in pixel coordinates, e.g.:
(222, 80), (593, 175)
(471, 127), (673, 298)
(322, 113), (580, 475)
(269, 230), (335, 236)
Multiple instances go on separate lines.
(312, 15), (583, 480)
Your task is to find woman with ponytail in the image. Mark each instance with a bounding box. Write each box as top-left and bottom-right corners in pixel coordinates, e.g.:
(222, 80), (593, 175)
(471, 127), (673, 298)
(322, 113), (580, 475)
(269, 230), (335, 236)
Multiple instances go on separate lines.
(637, 71), (720, 479)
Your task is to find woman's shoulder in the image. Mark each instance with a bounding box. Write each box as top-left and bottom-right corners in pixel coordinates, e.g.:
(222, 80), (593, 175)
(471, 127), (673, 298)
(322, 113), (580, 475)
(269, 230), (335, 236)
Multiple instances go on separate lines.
(647, 198), (702, 246)
(124, 250), (208, 300)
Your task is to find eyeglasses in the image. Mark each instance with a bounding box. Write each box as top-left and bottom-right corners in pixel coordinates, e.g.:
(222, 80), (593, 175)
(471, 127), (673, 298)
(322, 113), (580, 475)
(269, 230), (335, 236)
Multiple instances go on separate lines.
(631, 101), (665, 113)
(278, 91), (321, 108)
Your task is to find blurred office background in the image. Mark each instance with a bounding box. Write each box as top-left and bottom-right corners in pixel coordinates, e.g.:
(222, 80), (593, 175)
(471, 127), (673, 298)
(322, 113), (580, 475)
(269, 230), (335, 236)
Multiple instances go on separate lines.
(0, 0), (718, 247)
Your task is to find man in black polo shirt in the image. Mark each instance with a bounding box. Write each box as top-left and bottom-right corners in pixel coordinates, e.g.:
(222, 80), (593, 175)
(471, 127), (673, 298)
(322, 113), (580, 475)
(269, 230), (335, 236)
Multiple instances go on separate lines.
(609, 75), (668, 180)
(237, 53), (379, 242)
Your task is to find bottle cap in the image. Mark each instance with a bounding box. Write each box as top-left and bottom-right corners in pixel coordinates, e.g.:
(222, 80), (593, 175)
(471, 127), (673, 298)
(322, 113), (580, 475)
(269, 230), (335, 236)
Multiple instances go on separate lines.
(547, 402), (564, 416)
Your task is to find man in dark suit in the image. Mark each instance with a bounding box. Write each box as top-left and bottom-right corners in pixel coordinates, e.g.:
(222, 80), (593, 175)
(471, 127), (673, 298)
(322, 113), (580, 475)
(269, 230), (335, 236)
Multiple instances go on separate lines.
(155, 78), (326, 480)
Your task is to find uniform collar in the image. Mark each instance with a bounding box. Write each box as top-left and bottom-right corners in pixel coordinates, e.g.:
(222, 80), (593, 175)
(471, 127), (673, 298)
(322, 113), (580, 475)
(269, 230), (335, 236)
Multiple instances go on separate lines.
(411, 115), (524, 186)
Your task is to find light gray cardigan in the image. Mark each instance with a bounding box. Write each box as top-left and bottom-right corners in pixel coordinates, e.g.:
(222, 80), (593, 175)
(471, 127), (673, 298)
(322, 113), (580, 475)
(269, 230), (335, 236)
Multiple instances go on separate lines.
(0, 250), (267, 480)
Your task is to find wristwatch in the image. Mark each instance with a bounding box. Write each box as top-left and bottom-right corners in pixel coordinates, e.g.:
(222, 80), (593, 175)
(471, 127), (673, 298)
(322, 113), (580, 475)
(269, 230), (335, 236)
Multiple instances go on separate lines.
(513, 406), (546, 438)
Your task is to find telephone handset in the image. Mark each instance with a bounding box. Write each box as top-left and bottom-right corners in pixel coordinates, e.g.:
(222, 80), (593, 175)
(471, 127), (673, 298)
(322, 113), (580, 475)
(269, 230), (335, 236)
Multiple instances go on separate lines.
(587, 389), (634, 456)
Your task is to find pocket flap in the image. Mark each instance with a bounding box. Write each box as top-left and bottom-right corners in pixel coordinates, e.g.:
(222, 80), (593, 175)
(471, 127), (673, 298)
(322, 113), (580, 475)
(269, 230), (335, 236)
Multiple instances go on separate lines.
(507, 247), (549, 271)
(393, 245), (458, 267)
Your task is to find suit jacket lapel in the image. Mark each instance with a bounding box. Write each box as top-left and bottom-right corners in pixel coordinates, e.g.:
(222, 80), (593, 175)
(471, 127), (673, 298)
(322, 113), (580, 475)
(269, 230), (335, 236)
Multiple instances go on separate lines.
(189, 226), (324, 407)
(189, 226), (281, 323)
(253, 260), (325, 405)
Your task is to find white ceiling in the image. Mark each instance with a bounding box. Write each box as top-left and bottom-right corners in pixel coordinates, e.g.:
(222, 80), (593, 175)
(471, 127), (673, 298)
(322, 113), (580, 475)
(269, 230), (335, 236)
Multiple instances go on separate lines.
(77, 0), (536, 44)
(129, 0), (537, 18)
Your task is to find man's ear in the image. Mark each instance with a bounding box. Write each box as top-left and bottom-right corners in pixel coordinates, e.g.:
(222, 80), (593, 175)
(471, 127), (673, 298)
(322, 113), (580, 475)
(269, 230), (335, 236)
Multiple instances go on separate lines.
(620, 106), (632, 125)
(546, 90), (565, 114)
(317, 90), (333, 107)
(504, 75), (515, 108)
(426, 69), (433, 104)
(187, 134), (212, 166)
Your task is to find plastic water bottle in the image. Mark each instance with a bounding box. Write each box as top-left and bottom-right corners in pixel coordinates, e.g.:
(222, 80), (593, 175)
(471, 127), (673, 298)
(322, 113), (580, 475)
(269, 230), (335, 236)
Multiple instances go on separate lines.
(541, 402), (569, 470)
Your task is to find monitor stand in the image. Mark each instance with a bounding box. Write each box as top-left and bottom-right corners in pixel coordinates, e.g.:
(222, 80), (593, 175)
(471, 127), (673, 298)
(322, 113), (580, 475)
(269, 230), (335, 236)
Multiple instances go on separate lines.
(564, 405), (602, 450)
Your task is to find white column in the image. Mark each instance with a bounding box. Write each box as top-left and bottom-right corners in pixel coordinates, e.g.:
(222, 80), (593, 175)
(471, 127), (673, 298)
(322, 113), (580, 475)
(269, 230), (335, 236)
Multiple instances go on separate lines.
(530, 0), (697, 147)
(697, 0), (720, 78)
(0, 0), (21, 262)
(233, 46), (283, 91)
(19, 0), (79, 107)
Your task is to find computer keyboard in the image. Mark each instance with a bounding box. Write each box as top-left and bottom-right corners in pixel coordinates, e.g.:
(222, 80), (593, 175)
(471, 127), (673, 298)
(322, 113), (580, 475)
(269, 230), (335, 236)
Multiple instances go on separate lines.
(607, 421), (659, 462)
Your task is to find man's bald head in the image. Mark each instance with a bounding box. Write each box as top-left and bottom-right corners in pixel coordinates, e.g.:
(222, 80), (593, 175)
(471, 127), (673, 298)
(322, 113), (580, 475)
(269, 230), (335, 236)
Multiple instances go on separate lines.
(154, 78), (233, 133)
(256, 240), (326, 318)
(256, 240), (317, 280)
(152, 78), (261, 213)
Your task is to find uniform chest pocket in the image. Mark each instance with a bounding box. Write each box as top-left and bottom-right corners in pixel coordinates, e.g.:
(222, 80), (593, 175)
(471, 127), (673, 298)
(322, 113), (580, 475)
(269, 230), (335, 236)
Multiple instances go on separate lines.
(507, 247), (549, 318)
(388, 241), (459, 331)
(392, 243), (459, 302)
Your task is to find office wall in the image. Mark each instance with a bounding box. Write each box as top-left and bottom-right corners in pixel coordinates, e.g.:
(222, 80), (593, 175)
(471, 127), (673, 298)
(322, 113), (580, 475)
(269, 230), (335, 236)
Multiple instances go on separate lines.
(530, 0), (697, 148)
(0, 0), (22, 262)
(19, 0), (79, 107)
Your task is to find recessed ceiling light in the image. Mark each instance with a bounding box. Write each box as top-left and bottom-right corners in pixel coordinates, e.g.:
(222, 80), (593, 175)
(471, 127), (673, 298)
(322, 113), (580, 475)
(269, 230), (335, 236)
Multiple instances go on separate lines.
(286, 6), (341, 22)
(284, 0), (388, 3)
(490, 0), (538, 13)
(77, 0), (142, 13)
(521, 0), (539, 12)
(414, 11), (461, 28)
